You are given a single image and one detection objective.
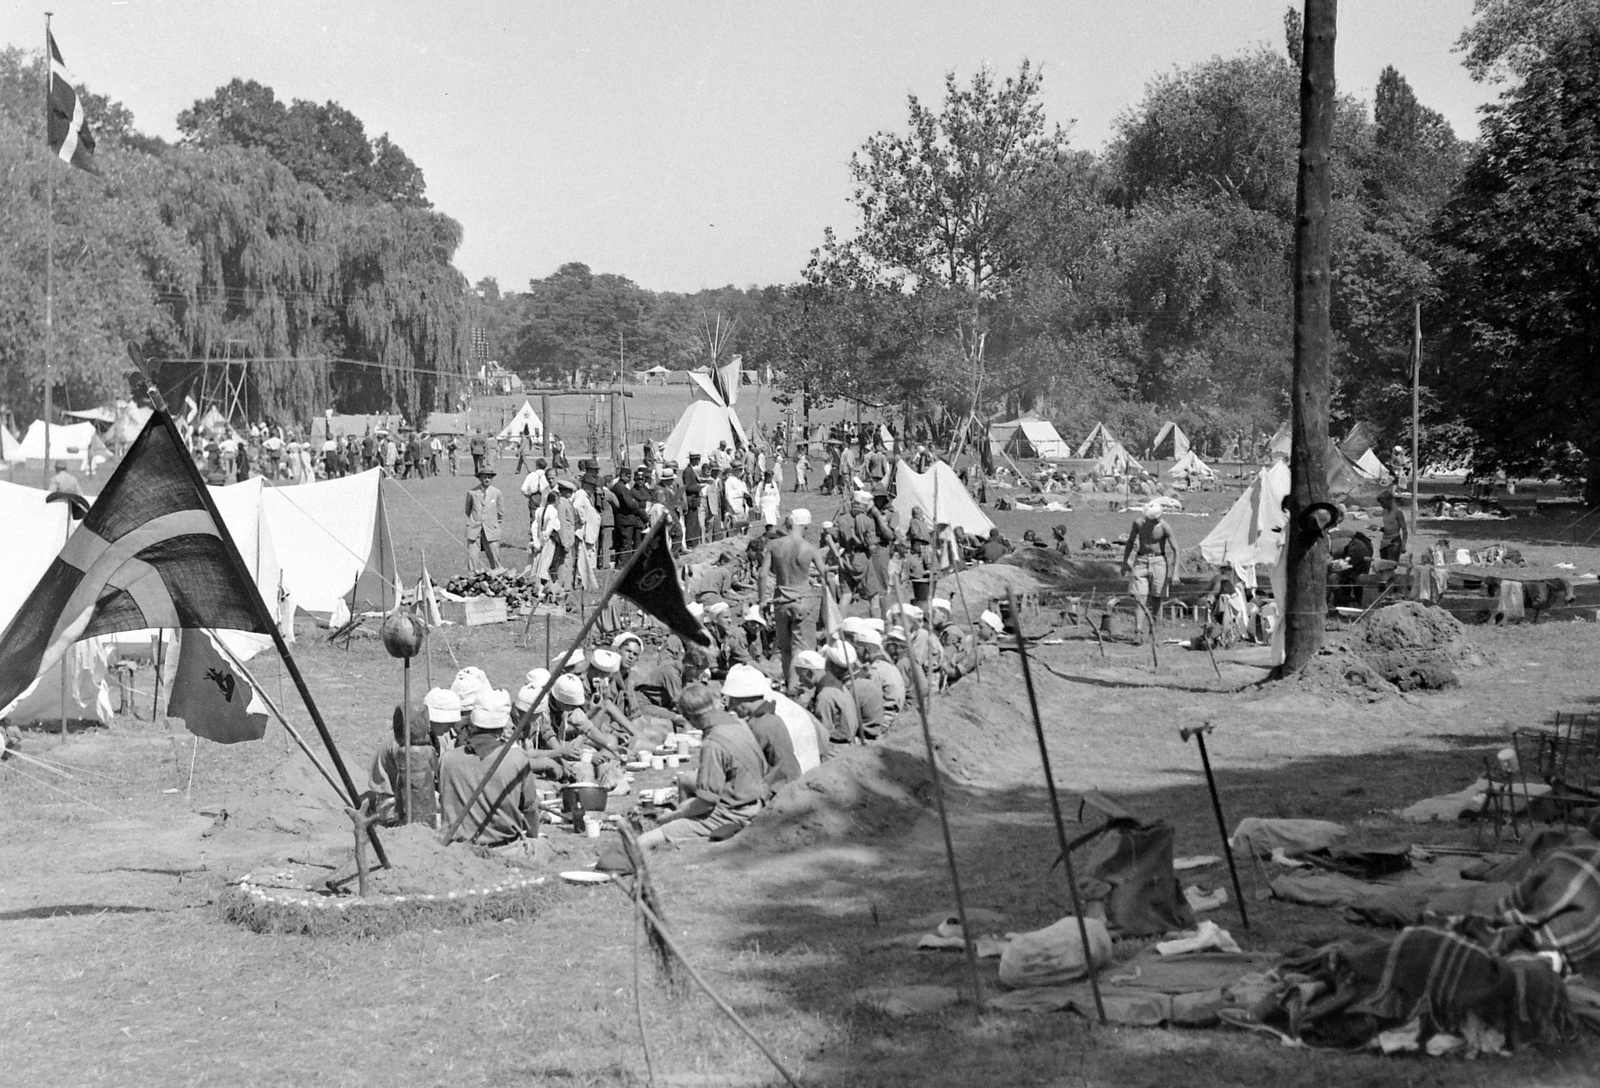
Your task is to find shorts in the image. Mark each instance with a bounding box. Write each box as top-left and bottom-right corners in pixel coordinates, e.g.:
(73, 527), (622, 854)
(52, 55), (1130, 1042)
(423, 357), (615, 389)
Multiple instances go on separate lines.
(1129, 555), (1168, 599)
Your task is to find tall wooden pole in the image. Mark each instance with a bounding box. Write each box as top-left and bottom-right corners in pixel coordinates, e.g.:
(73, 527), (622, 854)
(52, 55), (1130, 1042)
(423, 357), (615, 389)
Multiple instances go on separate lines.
(541, 392), (552, 464)
(43, 14), (55, 489)
(611, 335), (624, 471)
(1282, 0), (1337, 675)
(1411, 300), (1421, 538)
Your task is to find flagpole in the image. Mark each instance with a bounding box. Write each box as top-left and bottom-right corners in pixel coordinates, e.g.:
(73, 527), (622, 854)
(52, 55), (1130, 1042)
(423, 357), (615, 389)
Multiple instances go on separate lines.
(43, 13), (54, 489)
(149, 404), (389, 868)
(439, 515), (669, 846)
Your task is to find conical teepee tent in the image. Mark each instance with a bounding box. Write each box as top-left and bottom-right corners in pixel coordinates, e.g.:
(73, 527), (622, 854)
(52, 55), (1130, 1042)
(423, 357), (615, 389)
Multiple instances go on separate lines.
(663, 372), (747, 464)
(495, 401), (544, 442)
(1150, 421), (1191, 460)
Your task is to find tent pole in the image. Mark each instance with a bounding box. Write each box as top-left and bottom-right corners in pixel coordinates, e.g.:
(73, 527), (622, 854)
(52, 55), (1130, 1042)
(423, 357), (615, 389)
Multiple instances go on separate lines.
(151, 407), (388, 867)
(42, 14), (54, 491)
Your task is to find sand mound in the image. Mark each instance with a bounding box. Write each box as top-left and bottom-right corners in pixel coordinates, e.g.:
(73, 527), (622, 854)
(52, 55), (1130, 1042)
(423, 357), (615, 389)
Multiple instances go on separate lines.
(1350, 601), (1480, 691)
(204, 758), (347, 843)
(350, 824), (533, 896)
(998, 551), (1124, 590)
(923, 658), (1043, 789)
(735, 740), (934, 852)
(945, 564), (1043, 610)
(1272, 643), (1398, 702)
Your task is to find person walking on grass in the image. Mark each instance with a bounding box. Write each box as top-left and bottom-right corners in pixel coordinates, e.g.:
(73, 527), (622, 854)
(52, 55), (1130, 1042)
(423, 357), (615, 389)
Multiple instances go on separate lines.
(465, 468), (505, 572)
(1121, 500), (1177, 643)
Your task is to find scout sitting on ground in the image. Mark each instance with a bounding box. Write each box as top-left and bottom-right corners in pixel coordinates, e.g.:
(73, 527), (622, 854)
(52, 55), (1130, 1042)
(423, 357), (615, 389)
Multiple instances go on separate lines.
(365, 702), (439, 826)
(437, 689), (538, 845)
(637, 683), (771, 849)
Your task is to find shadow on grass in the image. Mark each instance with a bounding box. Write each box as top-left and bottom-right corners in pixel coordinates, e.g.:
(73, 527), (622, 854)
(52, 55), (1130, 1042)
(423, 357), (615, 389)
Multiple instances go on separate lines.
(696, 732), (1596, 1087)
(0, 903), (169, 920)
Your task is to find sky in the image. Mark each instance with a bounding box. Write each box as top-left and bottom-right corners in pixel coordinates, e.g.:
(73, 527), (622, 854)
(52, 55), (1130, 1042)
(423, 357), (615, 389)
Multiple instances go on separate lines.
(3, 1), (1493, 293)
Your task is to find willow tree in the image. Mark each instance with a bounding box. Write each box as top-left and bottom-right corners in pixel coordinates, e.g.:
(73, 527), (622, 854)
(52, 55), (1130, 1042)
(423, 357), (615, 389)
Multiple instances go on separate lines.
(157, 145), (339, 423)
(330, 202), (471, 419)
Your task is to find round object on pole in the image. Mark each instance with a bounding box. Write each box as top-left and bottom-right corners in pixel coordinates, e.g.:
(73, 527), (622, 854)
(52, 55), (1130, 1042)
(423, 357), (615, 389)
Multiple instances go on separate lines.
(381, 611), (426, 660)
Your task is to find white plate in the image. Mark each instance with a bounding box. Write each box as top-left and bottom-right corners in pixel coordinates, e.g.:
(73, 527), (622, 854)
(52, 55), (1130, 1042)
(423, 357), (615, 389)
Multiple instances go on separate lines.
(559, 871), (613, 885)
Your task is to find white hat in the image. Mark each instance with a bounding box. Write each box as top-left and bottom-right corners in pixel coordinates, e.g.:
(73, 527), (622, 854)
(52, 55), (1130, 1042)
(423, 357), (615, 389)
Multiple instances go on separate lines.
(722, 664), (772, 700)
(451, 666), (489, 710)
(687, 601), (705, 619)
(707, 601), (731, 616)
(979, 610), (1004, 633)
(514, 684), (545, 712)
(470, 688), (512, 731)
(863, 618), (885, 633)
(555, 648), (586, 672)
(886, 625), (908, 643)
(424, 687), (462, 724)
(788, 508), (812, 526)
(1143, 500), (1164, 518)
(840, 616), (866, 636)
(823, 640), (858, 668)
(612, 631), (643, 652)
(856, 627), (883, 648)
(589, 647), (621, 674)
(822, 520), (835, 530)
(794, 649), (826, 672)
(853, 489), (874, 504)
(550, 673), (587, 707)
(744, 603), (767, 625)
(900, 603), (924, 620)
(931, 597), (952, 613)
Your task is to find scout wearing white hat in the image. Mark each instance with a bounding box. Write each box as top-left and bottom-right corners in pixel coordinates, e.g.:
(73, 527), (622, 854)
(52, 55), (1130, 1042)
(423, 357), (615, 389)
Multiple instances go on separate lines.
(470, 689), (512, 732)
(721, 664), (772, 700)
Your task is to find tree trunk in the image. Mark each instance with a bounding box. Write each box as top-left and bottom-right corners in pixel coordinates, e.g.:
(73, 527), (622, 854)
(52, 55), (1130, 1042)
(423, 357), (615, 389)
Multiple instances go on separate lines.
(1586, 450), (1600, 507)
(1283, 0), (1337, 675)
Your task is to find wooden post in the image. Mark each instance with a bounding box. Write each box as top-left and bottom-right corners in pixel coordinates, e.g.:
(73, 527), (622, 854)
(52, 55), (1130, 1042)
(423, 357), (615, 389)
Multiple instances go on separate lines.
(1283, 0), (1337, 675)
(1411, 299), (1421, 541)
(541, 393), (552, 463)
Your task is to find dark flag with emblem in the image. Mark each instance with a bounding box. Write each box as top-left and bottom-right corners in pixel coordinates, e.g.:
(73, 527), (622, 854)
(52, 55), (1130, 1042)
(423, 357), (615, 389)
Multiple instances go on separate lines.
(167, 630), (269, 744)
(47, 30), (98, 174)
(0, 411), (271, 715)
(615, 519), (710, 646)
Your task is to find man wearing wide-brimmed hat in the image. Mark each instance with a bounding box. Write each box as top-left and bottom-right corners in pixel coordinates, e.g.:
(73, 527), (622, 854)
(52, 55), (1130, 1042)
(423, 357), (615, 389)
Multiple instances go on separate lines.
(465, 467), (505, 572)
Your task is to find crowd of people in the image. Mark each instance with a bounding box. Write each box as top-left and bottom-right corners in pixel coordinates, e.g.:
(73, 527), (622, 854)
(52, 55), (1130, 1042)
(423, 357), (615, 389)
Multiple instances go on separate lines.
(184, 420), (461, 485)
(373, 490), (1016, 853)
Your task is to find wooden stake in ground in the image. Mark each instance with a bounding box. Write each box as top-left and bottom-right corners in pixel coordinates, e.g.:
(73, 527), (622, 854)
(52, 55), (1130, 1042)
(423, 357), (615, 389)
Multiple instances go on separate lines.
(893, 586), (985, 1017)
(1283, 0), (1338, 674)
(1008, 588), (1107, 1025)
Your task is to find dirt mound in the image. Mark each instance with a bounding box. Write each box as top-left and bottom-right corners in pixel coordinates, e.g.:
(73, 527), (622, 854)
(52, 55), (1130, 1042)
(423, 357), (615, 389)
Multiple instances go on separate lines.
(923, 658), (1042, 789)
(204, 758), (348, 844)
(945, 564), (1043, 610)
(735, 740), (934, 852)
(354, 824), (532, 896)
(1273, 643), (1398, 702)
(1351, 601), (1480, 690)
(997, 551), (1125, 590)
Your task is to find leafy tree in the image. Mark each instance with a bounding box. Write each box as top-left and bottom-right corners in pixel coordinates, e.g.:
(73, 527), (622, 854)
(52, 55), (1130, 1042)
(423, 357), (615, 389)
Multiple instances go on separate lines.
(179, 79), (430, 207)
(1433, 18), (1600, 497)
(1456, 0), (1600, 82)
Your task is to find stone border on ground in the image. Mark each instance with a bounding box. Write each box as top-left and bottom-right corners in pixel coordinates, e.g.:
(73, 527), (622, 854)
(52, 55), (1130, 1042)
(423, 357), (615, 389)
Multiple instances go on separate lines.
(220, 871), (563, 937)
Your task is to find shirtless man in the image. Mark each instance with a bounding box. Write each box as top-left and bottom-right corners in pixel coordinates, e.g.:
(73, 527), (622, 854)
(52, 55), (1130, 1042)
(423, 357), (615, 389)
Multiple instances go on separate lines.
(1376, 490), (1409, 562)
(759, 509), (826, 696)
(1121, 501), (1177, 641)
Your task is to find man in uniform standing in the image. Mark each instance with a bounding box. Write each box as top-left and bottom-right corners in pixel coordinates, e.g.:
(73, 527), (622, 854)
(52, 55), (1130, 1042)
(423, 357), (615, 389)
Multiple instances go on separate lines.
(469, 428), (489, 477)
(465, 468), (505, 572)
(681, 452), (705, 547)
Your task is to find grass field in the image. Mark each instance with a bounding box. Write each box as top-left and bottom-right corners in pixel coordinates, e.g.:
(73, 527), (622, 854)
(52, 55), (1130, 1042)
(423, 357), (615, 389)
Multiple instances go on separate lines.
(5, 440), (1600, 1086)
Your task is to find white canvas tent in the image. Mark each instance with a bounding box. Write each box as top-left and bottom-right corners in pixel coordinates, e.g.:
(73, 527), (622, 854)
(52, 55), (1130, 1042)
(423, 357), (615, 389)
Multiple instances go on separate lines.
(0, 479), (113, 724)
(991, 416), (1071, 460)
(1200, 461), (1290, 574)
(1151, 421), (1191, 460)
(892, 459), (994, 537)
(495, 401), (544, 442)
(1, 426), (23, 464)
(1352, 448), (1389, 483)
(1167, 449), (1215, 480)
(260, 469), (395, 618)
(1077, 422), (1121, 459)
(1268, 422), (1292, 459)
(663, 372), (748, 464)
(63, 407), (115, 424)
(18, 420), (110, 472)
(1093, 441), (1142, 477)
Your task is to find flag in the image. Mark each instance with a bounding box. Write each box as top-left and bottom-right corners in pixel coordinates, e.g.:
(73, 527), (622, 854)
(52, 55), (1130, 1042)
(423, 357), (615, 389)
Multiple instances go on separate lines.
(0, 410), (271, 714)
(46, 30), (97, 174)
(167, 630), (269, 744)
(615, 520), (710, 646)
(417, 565), (444, 627)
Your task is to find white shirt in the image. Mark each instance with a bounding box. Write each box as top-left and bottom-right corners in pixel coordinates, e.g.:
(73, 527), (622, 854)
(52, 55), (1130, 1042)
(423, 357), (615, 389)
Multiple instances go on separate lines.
(723, 475), (750, 516)
(571, 490), (602, 545)
(521, 468), (550, 499)
(755, 482), (781, 523)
